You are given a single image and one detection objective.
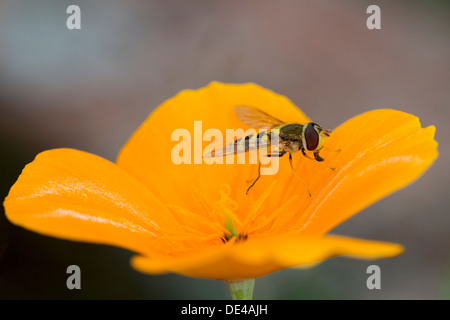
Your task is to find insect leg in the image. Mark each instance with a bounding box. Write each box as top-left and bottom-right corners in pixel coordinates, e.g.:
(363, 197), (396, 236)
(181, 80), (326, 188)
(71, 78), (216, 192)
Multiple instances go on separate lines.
(301, 149), (336, 171)
(323, 146), (342, 152)
(246, 161), (261, 195)
(313, 151), (325, 162)
(266, 150), (286, 157)
(246, 151), (285, 194)
(289, 153), (312, 197)
(246, 161), (260, 183)
(246, 150), (285, 182)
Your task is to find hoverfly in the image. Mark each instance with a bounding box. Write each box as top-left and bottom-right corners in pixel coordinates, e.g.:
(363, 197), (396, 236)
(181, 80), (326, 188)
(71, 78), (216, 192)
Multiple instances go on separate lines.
(204, 106), (338, 196)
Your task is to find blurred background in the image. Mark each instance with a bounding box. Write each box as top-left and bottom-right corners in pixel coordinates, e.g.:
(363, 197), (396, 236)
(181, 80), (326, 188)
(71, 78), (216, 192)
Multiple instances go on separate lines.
(0, 0), (449, 299)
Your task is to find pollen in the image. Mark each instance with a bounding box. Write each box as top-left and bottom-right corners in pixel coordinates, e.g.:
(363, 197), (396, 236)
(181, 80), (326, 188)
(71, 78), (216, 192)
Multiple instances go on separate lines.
(212, 184), (247, 243)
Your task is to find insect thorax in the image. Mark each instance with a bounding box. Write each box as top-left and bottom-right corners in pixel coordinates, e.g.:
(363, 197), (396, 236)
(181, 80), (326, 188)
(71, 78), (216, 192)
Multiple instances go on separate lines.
(279, 123), (304, 153)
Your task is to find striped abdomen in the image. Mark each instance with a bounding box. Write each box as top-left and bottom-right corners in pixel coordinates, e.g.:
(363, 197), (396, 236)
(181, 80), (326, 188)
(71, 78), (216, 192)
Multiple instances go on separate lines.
(204, 130), (279, 158)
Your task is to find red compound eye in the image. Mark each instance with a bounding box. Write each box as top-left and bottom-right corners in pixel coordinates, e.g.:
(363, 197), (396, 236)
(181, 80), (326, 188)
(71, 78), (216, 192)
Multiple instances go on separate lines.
(305, 123), (319, 151)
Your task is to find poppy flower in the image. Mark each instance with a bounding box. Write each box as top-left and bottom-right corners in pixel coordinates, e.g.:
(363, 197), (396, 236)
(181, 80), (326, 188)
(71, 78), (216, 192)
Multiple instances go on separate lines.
(4, 82), (438, 299)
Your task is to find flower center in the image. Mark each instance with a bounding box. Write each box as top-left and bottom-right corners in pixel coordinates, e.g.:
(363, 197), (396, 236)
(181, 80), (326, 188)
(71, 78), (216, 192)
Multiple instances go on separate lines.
(221, 215), (248, 243)
(212, 184), (247, 244)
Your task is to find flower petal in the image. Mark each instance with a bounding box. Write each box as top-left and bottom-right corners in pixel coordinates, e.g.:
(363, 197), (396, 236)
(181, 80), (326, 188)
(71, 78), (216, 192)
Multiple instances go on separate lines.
(116, 82), (310, 210)
(271, 109), (438, 235)
(131, 235), (403, 280)
(4, 148), (186, 256)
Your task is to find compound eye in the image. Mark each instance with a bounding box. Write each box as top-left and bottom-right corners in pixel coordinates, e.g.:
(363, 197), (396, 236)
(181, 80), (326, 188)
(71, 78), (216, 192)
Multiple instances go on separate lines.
(305, 123), (319, 151)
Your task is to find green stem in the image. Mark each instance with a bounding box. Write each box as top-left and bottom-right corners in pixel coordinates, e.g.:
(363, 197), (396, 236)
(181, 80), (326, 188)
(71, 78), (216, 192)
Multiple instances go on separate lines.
(225, 279), (255, 300)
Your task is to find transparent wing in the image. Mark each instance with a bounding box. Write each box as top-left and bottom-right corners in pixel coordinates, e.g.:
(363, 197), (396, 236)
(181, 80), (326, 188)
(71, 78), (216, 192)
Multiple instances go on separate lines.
(203, 131), (278, 158)
(234, 106), (286, 129)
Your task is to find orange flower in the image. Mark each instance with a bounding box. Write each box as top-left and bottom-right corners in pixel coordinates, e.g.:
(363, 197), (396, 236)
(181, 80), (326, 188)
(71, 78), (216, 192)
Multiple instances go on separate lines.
(4, 82), (437, 286)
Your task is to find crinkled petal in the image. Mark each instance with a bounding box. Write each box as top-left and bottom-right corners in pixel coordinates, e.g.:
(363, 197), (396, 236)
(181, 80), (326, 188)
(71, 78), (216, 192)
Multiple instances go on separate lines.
(131, 235), (403, 280)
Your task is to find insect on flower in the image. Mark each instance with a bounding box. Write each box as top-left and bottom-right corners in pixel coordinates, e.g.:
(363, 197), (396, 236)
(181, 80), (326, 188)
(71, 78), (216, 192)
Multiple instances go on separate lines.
(203, 106), (339, 196)
(3, 82), (437, 290)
